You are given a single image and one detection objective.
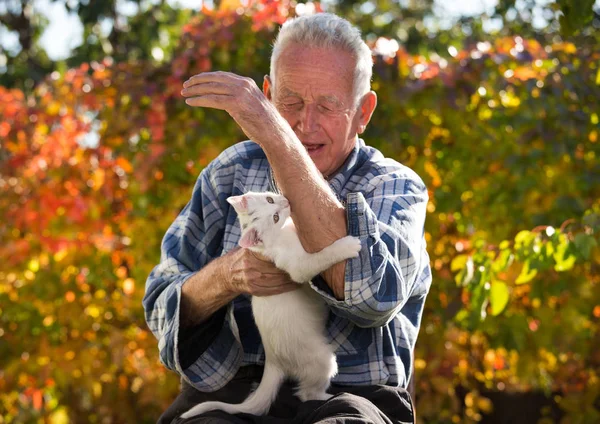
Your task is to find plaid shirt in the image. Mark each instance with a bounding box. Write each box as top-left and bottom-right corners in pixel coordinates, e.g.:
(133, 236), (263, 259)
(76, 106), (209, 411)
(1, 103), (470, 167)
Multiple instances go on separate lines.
(144, 139), (431, 392)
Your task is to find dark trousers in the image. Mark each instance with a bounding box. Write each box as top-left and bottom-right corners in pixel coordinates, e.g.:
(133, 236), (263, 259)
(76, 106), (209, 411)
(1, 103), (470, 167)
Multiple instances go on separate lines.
(159, 366), (414, 424)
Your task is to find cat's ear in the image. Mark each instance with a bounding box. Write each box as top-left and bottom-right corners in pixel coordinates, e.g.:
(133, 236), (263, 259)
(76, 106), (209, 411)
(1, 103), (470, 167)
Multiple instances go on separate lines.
(227, 195), (248, 213)
(239, 228), (262, 248)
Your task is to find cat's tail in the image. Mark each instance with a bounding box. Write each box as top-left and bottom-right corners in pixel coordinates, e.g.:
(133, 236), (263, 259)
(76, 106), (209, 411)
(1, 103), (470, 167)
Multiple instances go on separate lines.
(180, 364), (285, 419)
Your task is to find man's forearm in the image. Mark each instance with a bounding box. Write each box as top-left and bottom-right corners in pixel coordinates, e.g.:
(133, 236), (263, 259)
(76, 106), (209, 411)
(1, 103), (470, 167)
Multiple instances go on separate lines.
(180, 255), (238, 328)
(259, 128), (349, 299)
(180, 247), (301, 327)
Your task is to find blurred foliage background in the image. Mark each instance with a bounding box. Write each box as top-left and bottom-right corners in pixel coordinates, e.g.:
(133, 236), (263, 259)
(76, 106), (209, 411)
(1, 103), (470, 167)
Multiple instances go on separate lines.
(1, 0), (599, 423)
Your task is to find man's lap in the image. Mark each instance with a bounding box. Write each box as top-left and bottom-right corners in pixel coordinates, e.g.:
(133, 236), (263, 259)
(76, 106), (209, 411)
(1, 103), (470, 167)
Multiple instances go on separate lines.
(160, 366), (414, 424)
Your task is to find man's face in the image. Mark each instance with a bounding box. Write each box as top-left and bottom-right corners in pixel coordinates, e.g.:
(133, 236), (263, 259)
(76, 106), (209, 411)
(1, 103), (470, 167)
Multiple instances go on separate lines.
(265, 44), (375, 178)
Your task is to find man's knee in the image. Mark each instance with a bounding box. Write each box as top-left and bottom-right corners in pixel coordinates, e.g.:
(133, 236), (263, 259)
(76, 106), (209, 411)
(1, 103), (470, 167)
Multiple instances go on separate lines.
(306, 393), (392, 424)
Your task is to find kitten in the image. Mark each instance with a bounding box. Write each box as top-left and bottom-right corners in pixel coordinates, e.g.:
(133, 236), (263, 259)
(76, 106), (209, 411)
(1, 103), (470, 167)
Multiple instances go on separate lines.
(181, 191), (361, 419)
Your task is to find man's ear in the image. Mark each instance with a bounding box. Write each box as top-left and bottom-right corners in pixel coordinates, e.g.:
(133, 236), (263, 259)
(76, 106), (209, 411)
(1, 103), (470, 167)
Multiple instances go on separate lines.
(357, 91), (377, 134)
(263, 75), (272, 101)
(227, 195), (248, 213)
(239, 228), (262, 248)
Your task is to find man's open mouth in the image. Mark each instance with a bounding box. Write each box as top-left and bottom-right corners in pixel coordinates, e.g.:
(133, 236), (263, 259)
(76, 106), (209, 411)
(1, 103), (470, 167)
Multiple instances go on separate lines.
(304, 144), (324, 153)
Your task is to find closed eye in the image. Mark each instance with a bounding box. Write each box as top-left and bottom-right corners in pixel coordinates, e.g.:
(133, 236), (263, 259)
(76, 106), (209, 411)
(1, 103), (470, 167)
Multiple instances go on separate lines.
(266, 196), (274, 204)
(273, 212), (279, 223)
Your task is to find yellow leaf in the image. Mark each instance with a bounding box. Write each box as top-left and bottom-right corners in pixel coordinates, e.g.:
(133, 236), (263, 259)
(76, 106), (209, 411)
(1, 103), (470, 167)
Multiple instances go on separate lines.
(86, 305), (101, 318)
(92, 169), (105, 190)
(424, 161), (442, 187)
(554, 255), (576, 272)
(54, 249), (68, 262)
(93, 382), (102, 398)
(219, 0), (242, 11)
(47, 101), (61, 115)
(516, 260), (537, 284)
(49, 407), (69, 424)
(28, 258), (40, 272)
(451, 254), (468, 272)
(490, 281), (510, 316)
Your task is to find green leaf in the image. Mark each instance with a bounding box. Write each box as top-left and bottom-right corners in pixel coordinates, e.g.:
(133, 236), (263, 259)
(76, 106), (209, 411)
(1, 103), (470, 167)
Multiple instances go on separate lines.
(454, 309), (469, 324)
(516, 260), (538, 284)
(490, 280), (510, 316)
(573, 233), (598, 259)
(492, 249), (513, 273)
(557, 0), (596, 36)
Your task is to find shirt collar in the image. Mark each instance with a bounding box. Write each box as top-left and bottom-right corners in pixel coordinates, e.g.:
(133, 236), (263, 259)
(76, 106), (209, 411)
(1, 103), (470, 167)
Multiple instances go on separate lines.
(326, 138), (364, 195)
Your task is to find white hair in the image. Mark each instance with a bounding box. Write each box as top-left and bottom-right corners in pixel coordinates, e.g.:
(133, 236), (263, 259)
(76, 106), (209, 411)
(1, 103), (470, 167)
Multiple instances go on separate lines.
(270, 13), (373, 105)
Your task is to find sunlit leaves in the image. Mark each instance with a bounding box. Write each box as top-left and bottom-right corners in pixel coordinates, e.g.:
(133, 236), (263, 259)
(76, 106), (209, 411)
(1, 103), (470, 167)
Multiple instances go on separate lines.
(516, 260), (538, 284)
(490, 281), (510, 316)
(452, 216), (598, 321)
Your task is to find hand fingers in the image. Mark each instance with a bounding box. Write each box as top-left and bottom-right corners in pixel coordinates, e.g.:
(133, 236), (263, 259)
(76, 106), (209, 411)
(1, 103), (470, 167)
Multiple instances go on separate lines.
(183, 71), (247, 88)
(184, 95), (232, 109)
(181, 82), (233, 98)
(253, 281), (300, 296)
(181, 74), (258, 111)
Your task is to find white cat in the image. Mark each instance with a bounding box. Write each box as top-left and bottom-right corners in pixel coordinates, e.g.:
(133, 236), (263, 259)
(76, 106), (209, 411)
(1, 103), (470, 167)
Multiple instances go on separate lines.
(181, 191), (361, 419)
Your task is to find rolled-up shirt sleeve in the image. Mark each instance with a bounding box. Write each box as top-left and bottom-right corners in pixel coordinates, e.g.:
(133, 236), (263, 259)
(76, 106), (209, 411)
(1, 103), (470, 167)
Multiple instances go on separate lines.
(142, 165), (243, 391)
(311, 171), (429, 328)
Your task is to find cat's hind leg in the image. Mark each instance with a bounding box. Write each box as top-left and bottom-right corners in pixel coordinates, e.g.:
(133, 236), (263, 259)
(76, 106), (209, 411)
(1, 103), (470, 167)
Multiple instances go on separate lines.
(294, 352), (337, 402)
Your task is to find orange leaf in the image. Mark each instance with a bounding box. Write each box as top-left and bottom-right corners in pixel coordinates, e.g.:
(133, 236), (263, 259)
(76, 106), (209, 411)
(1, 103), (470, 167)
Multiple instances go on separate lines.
(116, 157), (133, 173)
(33, 389), (43, 410)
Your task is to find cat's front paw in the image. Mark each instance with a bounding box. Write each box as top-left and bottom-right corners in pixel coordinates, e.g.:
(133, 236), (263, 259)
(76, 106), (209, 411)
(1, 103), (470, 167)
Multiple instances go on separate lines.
(334, 236), (362, 259)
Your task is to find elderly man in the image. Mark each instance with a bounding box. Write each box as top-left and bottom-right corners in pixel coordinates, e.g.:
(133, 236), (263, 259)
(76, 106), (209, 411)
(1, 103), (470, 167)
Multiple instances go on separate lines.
(144, 12), (431, 424)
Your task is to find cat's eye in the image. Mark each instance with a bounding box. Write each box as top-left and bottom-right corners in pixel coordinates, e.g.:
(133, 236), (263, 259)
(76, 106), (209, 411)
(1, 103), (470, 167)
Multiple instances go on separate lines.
(266, 197), (274, 204)
(273, 212), (279, 223)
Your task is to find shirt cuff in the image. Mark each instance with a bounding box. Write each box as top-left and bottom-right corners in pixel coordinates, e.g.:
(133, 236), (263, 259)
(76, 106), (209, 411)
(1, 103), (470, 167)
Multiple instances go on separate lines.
(171, 282), (243, 392)
(177, 306), (227, 369)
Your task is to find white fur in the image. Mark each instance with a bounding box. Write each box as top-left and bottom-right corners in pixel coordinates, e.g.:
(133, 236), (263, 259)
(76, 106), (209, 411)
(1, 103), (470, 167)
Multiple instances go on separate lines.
(180, 192), (361, 419)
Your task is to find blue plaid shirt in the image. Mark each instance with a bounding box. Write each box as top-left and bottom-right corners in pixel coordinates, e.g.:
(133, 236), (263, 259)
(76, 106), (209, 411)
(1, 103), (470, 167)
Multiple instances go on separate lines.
(144, 138), (431, 392)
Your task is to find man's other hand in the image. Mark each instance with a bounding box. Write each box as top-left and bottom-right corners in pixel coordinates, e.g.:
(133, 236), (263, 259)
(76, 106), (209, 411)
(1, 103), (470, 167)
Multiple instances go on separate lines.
(225, 248), (300, 297)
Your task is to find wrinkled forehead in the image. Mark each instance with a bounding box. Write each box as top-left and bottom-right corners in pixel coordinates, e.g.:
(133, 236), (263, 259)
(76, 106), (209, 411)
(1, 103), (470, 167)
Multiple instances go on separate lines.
(273, 44), (356, 99)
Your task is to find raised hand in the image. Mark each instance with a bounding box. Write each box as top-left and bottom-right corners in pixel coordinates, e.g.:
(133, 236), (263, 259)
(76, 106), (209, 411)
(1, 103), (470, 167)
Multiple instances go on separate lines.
(181, 71), (291, 146)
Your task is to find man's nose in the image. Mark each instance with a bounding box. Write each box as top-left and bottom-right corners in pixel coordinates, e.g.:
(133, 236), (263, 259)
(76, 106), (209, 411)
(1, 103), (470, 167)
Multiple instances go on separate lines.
(297, 104), (320, 134)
